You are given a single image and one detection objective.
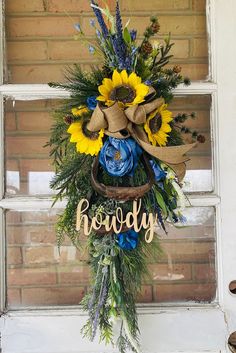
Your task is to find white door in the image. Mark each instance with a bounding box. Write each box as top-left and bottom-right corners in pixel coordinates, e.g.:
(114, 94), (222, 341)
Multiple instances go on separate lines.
(0, 0), (236, 352)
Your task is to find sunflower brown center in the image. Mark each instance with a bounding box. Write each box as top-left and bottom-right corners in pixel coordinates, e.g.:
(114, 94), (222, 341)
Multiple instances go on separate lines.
(149, 113), (162, 134)
(82, 121), (99, 140)
(109, 85), (136, 104)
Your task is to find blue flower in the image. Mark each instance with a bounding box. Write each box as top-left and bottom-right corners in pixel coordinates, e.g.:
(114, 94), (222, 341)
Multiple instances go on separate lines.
(145, 79), (152, 86)
(74, 23), (82, 32)
(89, 19), (96, 27)
(129, 29), (137, 41)
(99, 137), (142, 177)
(87, 96), (97, 111)
(89, 45), (95, 54)
(150, 160), (166, 181)
(117, 230), (138, 251)
(96, 29), (101, 38)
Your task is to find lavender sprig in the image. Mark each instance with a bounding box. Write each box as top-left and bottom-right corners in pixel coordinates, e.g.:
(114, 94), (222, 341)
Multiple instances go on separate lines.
(91, 271), (108, 340)
(114, 0), (128, 70)
(91, 0), (109, 38)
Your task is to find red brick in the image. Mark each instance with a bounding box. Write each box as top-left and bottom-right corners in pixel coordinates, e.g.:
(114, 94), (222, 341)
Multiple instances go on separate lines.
(58, 265), (90, 284)
(7, 225), (56, 245)
(192, 38), (208, 58)
(160, 241), (215, 263)
(148, 263), (192, 282)
(6, 0), (46, 13)
(123, 16), (206, 37)
(167, 224), (214, 239)
(7, 17), (78, 38)
(8, 64), (67, 83)
(48, 0), (92, 13)
(5, 112), (17, 131)
(8, 267), (57, 286)
(7, 41), (48, 61)
(6, 136), (50, 156)
(56, 246), (81, 264)
(178, 63), (208, 80)
(192, 0), (206, 12)
(122, 0), (190, 11)
(17, 112), (52, 131)
(171, 39), (190, 59)
(22, 286), (86, 305)
(19, 159), (54, 178)
(48, 40), (94, 61)
(186, 156), (211, 170)
(24, 246), (56, 264)
(153, 283), (216, 302)
(6, 210), (21, 224)
(7, 288), (21, 307)
(193, 263), (215, 281)
(8, 247), (22, 265)
(6, 158), (19, 172)
(20, 210), (58, 223)
(137, 285), (153, 303)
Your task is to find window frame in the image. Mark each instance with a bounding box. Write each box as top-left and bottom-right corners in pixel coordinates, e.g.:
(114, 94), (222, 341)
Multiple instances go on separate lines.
(1, 0), (235, 352)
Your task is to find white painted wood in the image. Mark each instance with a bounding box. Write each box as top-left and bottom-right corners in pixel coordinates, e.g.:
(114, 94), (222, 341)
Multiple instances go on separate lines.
(215, 0), (236, 338)
(0, 194), (220, 210)
(1, 0), (236, 352)
(0, 82), (217, 100)
(0, 307), (227, 353)
(0, 208), (5, 312)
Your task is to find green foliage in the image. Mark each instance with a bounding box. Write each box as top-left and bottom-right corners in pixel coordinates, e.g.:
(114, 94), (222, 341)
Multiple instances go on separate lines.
(81, 231), (161, 352)
(49, 65), (105, 110)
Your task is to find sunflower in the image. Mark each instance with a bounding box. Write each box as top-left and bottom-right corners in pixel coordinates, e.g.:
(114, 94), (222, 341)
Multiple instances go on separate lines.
(67, 121), (104, 156)
(97, 69), (149, 107)
(71, 106), (89, 117)
(144, 104), (173, 146)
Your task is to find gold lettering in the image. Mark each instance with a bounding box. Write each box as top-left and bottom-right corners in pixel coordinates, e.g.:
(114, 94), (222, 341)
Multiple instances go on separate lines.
(76, 198), (157, 242)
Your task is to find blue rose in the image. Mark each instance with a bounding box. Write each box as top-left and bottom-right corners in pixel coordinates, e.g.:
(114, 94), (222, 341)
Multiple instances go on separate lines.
(87, 96), (97, 111)
(117, 230), (138, 251)
(99, 137), (142, 177)
(150, 160), (166, 181)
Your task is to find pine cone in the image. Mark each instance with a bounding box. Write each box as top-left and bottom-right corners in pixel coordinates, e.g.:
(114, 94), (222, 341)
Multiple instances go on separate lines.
(197, 134), (206, 143)
(173, 65), (182, 73)
(151, 22), (160, 33)
(64, 115), (74, 125)
(142, 41), (153, 55)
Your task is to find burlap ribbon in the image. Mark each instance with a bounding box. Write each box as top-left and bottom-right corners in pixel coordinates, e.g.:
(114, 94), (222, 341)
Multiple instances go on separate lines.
(87, 97), (195, 180)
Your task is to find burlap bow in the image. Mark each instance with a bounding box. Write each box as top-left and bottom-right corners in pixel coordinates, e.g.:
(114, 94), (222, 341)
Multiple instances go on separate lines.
(87, 97), (195, 180)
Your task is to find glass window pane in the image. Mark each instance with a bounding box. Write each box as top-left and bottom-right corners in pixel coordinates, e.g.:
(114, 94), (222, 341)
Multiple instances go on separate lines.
(6, 207), (216, 308)
(169, 95), (212, 192)
(5, 0), (208, 83)
(5, 96), (212, 196)
(5, 99), (57, 195)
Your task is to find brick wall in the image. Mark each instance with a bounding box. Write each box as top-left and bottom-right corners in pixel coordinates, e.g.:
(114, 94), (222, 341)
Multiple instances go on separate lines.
(4, 0), (215, 307)
(5, 95), (211, 195)
(5, 0), (208, 83)
(7, 208), (216, 307)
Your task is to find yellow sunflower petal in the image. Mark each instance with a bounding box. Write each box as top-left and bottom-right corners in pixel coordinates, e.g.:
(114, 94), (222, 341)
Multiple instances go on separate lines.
(96, 95), (106, 102)
(112, 70), (122, 86)
(98, 85), (109, 99)
(132, 96), (145, 105)
(128, 72), (141, 88)
(155, 133), (167, 146)
(135, 83), (149, 97)
(102, 78), (114, 91)
(161, 123), (172, 133)
(144, 123), (157, 146)
(161, 110), (173, 122)
(67, 122), (81, 134)
(120, 70), (129, 84)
